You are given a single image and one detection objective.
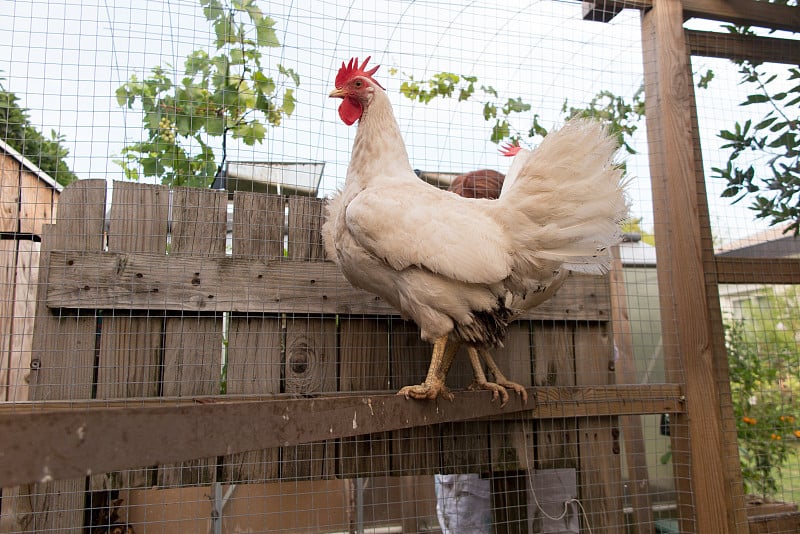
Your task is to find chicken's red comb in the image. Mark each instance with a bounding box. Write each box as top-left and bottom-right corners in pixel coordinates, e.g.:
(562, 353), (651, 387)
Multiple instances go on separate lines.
(335, 56), (385, 90)
(499, 141), (522, 157)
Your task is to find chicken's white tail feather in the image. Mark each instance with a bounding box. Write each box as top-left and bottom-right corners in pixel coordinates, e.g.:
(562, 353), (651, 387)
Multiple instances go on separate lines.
(497, 118), (628, 278)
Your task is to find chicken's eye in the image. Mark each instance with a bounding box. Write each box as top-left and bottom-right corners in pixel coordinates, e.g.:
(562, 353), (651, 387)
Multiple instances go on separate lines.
(354, 80), (363, 88)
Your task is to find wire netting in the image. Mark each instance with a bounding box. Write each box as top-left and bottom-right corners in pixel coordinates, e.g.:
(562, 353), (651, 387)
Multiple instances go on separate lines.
(0, 0), (798, 533)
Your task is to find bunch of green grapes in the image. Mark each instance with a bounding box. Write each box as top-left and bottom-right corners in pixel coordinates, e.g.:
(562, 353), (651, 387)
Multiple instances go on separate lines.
(158, 117), (176, 143)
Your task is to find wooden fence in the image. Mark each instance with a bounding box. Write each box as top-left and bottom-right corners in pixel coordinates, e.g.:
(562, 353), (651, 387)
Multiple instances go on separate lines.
(0, 179), (683, 532)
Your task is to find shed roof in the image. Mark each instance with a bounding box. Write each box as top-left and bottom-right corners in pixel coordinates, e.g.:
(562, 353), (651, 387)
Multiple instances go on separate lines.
(0, 137), (64, 193)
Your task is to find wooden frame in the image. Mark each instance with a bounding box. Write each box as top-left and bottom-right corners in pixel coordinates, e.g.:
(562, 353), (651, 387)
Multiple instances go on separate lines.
(2, 1), (799, 532)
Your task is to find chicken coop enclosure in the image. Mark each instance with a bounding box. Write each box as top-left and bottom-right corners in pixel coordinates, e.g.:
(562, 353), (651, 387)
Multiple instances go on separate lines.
(1, 0), (799, 533)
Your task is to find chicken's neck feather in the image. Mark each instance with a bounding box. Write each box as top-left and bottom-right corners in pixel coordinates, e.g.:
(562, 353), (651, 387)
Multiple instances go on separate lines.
(347, 89), (415, 187)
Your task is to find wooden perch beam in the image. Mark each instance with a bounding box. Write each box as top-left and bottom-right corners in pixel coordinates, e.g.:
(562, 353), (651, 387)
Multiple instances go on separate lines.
(0, 385), (683, 487)
(582, 0), (800, 33)
(715, 257), (800, 285)
(686, 29), (800, 65)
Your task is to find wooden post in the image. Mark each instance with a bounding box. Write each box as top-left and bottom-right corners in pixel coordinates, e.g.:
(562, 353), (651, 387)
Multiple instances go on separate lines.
(609, 247), (655, 533)
(575, 323), (623, 533)
(641, 1), (747, 532)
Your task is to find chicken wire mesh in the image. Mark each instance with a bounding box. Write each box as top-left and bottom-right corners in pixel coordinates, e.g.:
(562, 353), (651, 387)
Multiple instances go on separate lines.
(0, 0), (798, 533)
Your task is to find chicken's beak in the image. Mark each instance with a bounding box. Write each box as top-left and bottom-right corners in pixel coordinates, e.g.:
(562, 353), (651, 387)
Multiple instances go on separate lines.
(329, 88), (346, 99)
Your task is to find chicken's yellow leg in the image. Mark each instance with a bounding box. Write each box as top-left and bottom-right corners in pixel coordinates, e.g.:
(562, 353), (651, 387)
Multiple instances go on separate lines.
(466, 346), (528, 407)
(478, 347), (528, 405)
(397, 335), (458, 401)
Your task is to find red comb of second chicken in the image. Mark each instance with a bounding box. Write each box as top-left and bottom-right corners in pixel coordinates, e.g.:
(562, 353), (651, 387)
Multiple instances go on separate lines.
(499, 141), (522, 157)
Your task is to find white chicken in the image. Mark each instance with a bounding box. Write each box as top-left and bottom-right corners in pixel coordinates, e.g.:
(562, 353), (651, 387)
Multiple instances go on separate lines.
(323, 57), (628, 406)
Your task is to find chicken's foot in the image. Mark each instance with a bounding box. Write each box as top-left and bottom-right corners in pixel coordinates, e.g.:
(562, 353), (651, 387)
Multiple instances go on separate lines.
(466, 346), (528, 407)
(397, 335), (458, 401)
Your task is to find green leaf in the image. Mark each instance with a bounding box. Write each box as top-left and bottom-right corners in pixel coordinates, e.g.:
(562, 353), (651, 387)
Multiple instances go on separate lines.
(252, 71), (276, 95)
(755, 116), (778, 131)
(234, 120), (266, 145)
(213, 14), (236, 47)
(483, 103), (497, 121)
(490, 120), (510, 143)
(230, 48), (245, 65)
(115, 86), (131, 107)
(255, 92), (274, 114)
(200, 0), (224, 21)
(742, 94), (769, 105)
(175, 114), (192, 136)
(278, 64), (300, 86)
(205, 116), (225, 135)
(281, 88), (295, 116)
(256, 17), (280, 47)
(503, 96), (531, 115)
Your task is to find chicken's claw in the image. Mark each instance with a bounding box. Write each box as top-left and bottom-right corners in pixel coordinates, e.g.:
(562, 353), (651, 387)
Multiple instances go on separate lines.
(498, 379), (528, 406)
(468, 380), (509, 406)
(397, 381), (454, 402)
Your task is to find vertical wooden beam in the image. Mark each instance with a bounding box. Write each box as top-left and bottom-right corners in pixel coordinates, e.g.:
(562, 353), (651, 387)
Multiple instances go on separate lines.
(609, 248), (655, 534)
(641, 1), (746, 532)
(685, 34), (750, 534)
(575, 323), (623, 533)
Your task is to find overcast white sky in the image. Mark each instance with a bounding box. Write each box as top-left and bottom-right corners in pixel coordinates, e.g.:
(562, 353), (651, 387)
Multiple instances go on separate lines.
(0, 0), (791, 243)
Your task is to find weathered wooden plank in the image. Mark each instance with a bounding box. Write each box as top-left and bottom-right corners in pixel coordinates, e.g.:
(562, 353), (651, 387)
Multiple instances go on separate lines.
(97, 181), (168, 400)
(339, 317), (391, 477)
(490, 322), (534, 472)
(715, 257), (800, 285)
(583, 0), (800, 33)
(287, 196), (326, 261)
(281, 317), (337, 480)
(19, 179), (106, 533)
(642, 3), (746, 533)
(575, 324), (623, 533)
(609, 247), (655, 534)
(686, 33), (750, 531)
(0, 153), (20, 233)
(230, 191), (285, 260)
(682, 0), (800, 33)
(389, 320), (441, 475)
(440, 419), (491, 475)
(19, 168), (56, 236)
(46, 252), (610, 319)
(490, 471), (529, 534)
(686, 29), (800, 65)
(281, 196), (338, 480)
(0, 385), (684, 489)
(221, 192), (284, 483)
(6, 241), (39, 404)
(0, 240), (17, 401)
(157, 187), (227, 487)
(533, 323), (578, 471)
(96, 181), (169, 490)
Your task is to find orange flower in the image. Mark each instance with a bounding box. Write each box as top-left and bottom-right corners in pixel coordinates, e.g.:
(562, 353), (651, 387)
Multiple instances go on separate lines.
(770, 433), (781, 441)
(742, 417), (757, 425)
(780, 415), (796, 424)
(794, 430), (800, 439)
